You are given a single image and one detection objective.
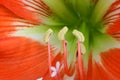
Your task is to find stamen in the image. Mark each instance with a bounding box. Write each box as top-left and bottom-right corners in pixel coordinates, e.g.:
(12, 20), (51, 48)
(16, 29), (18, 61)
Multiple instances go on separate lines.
(72, 30), (85, 80)
(58, 26), (70, 75)
(44, 29), (53, 75)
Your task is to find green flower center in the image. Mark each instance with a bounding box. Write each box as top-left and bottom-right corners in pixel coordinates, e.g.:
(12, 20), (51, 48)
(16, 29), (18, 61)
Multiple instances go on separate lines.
(40, 0), (120, 70)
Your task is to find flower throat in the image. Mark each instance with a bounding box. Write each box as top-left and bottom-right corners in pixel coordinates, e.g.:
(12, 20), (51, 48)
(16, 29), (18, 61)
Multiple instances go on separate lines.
(43, 27), (86, 80)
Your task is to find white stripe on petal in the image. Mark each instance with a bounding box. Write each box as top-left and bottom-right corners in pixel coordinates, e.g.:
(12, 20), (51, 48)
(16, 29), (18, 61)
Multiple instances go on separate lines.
(12, 22), (33, 26)
(10, 26), (48, 43)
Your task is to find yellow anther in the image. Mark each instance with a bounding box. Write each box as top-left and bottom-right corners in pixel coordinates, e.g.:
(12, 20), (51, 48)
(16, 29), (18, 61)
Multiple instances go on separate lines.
(80, 43), (86, 54)
(72, 30), (85, 42)
(44, 28), (53, 43)
(58, 26), (68, 41)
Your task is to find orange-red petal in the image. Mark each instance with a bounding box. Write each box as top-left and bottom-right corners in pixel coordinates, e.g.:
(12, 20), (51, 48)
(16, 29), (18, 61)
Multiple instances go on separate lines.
(104, 1), (120, 34)
(101, 48), (120, 79)
(92, 48), (120, 80)
(0, 0), (39, 22)
(0, 36), (51, 80)
(0, 3), (54, 80)
(0, 5), (39, 38)
(0, 0), (51, 22)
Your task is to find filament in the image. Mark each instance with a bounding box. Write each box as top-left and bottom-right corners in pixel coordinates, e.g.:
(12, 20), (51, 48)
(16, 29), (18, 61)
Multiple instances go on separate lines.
(47, 41), (52, 75)
(77, 41), (83, 80)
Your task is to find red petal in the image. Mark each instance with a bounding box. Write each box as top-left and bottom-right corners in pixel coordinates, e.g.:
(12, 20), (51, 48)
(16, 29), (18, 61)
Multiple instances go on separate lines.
(0, 0), (51, 22)
(106, 20), (120, 41)
(0, 5), (37, 37)
(86, 53), (92, 80)
(101, 48), (120, 79)
(104, 1), (120, 34)
(92, 48), (120, 80)
(103, 1), (120, 41)
(93, 62), (112, 80)
(106, 19), (120, 35)
(0, 0), (39, 22)
(0, 4), (61, 80)
(0, 37), (53, 80)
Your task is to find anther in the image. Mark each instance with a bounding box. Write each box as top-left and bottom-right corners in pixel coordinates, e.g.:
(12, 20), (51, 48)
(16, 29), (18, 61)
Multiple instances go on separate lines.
(72, 29), (85, 42)
(44, 28), (53, 43)
(58, 26), (68, 41)
(43, 28), (53, 75)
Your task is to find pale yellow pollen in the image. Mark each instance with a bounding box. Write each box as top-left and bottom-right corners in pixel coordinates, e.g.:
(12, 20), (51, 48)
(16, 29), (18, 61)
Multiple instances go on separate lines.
(58, 26), (68, 41)
(72, 30), (86, 54)
(72, 29), (85, 42)
(43, 28), (53, 43)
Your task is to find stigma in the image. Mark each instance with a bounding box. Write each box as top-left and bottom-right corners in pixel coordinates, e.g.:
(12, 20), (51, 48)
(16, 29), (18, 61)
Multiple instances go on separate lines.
(43, 26), (86, 79)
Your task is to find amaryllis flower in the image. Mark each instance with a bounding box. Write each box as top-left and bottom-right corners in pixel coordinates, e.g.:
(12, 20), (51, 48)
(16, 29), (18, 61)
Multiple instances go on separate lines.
(0, 0), (120, 80)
